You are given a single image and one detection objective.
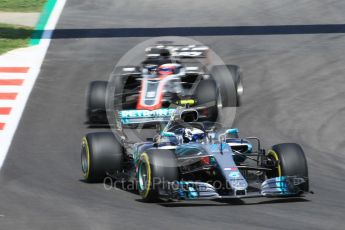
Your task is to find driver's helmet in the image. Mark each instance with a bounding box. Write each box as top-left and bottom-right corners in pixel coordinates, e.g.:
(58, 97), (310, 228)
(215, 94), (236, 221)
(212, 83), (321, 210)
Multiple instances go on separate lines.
(142, 64), (157, 78)
(158, 63), (183, 76)
(158, 64), (176, 75)
(183, 127), (205, 143)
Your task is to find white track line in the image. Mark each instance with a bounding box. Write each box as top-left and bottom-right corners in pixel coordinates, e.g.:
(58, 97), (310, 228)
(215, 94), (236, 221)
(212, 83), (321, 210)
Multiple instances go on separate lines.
(0, 87), (22, 92)
(0, 73), (28, 79)
(0, 101), (19, 107)
(0, 0), (67, 169)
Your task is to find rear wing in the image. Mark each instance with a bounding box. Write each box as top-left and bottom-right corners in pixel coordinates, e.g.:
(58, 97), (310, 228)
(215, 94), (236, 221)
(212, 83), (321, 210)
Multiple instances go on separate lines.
(145, 44), (209, 58)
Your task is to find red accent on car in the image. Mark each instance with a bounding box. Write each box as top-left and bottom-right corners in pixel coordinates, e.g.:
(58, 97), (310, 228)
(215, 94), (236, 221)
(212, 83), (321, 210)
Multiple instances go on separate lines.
(158, 64), (175, 76)
(136, 79), (166, 110)
(200, 156), (210, 165)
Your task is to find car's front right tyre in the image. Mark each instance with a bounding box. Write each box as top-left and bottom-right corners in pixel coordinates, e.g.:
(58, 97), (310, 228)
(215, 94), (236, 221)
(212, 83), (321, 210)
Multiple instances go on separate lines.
(81, 132), (124, 183)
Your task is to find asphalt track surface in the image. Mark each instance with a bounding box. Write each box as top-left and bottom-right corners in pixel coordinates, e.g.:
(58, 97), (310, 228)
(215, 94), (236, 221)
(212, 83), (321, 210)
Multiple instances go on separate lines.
(1, 0), (345, 229)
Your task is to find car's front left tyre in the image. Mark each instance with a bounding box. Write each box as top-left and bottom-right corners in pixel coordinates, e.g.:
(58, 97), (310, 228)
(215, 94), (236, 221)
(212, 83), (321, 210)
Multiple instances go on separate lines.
(137, 149), (178, 202)
(267, 143), (309, 192)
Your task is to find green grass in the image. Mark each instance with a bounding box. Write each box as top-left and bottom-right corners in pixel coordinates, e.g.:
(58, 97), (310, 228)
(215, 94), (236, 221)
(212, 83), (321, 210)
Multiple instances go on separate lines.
(0, 23), (33, 54)
(0, 0), (47, 12)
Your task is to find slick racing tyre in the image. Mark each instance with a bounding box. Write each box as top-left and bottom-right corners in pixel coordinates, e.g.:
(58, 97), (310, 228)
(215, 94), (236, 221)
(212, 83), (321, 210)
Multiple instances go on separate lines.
(86, 81), (108, 124)
(211, 65), (243, 107)
(267, 143), (309, 192)
(137, 149), (178, 202)
(227, 65), (243, 107)
(195, 79), (218, 121)
(81, 132), (124, 183)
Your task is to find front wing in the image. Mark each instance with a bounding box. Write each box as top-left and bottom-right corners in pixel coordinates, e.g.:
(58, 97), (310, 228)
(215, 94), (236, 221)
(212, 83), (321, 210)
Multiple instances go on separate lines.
(157, 176), (308, 200)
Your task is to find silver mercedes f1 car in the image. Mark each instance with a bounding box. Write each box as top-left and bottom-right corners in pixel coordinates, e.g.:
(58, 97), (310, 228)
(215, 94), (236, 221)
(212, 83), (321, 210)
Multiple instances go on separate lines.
(81, 108), (309, 202)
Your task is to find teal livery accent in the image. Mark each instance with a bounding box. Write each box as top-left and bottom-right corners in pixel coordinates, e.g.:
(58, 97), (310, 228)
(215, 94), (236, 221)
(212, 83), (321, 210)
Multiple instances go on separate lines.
(226, 128), (239, 135)
(120, 108), (175, 118)
(119, 108), (175, 124)
(161, 132), (176, 137)
(177, 181), (199, 199)
(275, 176), (289, 193)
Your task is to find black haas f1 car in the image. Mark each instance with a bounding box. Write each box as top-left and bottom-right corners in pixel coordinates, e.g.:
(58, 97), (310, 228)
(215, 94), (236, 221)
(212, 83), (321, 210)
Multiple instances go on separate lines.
(86, 43), (243, 126)
(81, 108), (310, 202)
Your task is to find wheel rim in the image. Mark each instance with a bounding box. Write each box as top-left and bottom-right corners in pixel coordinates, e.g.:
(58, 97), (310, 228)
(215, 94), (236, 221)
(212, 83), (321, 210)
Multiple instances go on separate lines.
(138, 161), (149, 192)
(81, 144), (89, 176)
(267, 150), (282, 177)
(237, 79), (244, 96)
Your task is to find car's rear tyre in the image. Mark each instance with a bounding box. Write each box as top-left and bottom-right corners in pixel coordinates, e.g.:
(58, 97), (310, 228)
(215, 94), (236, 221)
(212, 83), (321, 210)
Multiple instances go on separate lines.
(86, 81), (108, 124)
(211, 65), (242, 107)
(81, 132), (124, 183)
(137, 149), (178, 202)
(267, 143), (309, 192)
(112, 73), (141, 129)
(195, 79), (218, 121)
(227, 65), (243, 107)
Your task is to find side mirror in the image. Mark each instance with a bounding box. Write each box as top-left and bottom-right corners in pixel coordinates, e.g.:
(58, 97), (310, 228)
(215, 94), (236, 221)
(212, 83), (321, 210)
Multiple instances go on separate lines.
(226, 128), (239, 138)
